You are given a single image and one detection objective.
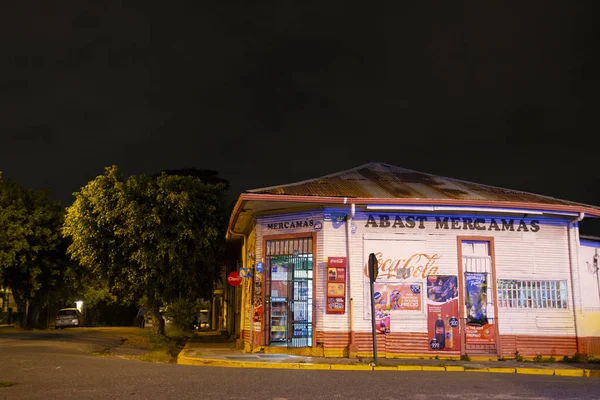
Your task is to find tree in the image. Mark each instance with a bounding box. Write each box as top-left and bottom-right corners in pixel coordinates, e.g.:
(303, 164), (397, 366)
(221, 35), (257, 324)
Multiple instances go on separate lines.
(0, 173), (65, 328)
(63, 166), (229, 335)
(158, 168), (230, 191)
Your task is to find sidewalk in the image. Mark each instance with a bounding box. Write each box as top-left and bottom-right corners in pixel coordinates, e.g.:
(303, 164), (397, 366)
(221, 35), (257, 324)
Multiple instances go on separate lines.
(177, 331), (600, 377)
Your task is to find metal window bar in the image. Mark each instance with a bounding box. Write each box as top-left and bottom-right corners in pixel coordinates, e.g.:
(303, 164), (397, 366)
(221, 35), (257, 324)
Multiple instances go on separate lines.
(496, 280), (567, 309)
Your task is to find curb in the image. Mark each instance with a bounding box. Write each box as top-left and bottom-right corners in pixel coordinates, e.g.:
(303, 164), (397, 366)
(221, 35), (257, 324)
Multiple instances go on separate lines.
(177, 353), (594, 377)
(177, 344), (595, 377)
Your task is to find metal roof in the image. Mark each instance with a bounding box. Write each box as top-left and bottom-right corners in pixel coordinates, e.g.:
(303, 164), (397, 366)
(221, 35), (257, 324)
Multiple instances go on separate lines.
(247, 162), (600, 210)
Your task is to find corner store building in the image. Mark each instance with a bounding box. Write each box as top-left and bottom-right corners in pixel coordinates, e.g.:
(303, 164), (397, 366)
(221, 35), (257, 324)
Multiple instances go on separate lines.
(226, 162), (600, 359)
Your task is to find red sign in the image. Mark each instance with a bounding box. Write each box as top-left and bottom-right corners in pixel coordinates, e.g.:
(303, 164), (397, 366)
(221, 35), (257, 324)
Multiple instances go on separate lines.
(227, 271), (242, 286)
(426, 275), (461, 352)
(465, 324), (496, 344)
(326, 257), (347, 314)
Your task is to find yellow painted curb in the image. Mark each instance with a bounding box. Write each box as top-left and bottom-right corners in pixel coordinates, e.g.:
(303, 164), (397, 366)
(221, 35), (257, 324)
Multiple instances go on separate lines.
(397, 365), (422, 371)
(583, 369), (600, 377)
(330, 364), (372, 371)
(554, 369), (584, 377)
(488, 368), (516, 374)
(470, 356), (496, 362)
(298, 363), (331, 370)
(445, 366), (465, 372)
(422, 366), (445, 371)
(177, 353), (302, 369)
(465, 368), (489, 373)
(516, 368), (554, 375)
(240, 362), (300, 369)
(373, 366), (398, 371)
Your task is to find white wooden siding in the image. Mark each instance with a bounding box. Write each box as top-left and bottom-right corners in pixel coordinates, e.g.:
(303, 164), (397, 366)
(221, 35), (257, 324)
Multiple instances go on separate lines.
(578, 239), (600, 339)
(349, 212), (575, 338)
(320, 212), (351, 332)
(254, 211), (324, 336)
(250, 210), (580, 340)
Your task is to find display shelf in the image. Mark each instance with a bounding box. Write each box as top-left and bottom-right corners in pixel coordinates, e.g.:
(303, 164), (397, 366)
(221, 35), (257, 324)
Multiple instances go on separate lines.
(270, 301), (288, 342)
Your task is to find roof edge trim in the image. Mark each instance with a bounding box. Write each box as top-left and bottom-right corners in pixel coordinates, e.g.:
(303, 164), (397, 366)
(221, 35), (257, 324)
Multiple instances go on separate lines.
(227, 193), (600, 234)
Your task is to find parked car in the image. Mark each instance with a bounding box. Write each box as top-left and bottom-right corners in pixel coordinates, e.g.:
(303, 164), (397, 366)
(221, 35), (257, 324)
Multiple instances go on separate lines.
(55, 308), (83, 329)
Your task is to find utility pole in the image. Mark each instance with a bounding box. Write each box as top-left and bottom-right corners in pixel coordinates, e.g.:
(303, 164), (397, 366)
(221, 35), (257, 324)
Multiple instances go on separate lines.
(368, 253), (378, 366)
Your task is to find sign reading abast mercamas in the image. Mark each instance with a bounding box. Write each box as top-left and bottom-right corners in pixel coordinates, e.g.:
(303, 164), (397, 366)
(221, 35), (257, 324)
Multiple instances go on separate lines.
(365, 215), (540, 232)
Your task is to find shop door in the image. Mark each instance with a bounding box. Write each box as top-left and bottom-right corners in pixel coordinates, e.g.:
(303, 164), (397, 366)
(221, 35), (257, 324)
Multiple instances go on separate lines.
(265, 237), (313, 348)
(461, 240), (498, 356)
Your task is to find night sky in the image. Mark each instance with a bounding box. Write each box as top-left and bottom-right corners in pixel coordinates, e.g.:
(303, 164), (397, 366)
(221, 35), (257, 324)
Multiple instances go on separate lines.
(1, 2), (598, 232)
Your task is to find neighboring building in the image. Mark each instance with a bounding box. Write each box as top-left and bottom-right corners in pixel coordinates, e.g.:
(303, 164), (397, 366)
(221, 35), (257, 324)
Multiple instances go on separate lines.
(226, 162), (600, 359)
(578, 235), (600, 355)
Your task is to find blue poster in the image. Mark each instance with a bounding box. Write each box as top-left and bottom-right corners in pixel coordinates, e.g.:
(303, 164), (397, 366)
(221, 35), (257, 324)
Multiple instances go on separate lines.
(465, 272), (488, 325)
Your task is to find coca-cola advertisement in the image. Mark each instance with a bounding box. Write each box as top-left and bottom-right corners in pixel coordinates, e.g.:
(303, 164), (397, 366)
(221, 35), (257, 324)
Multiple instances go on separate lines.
(426, 275), (460, 352)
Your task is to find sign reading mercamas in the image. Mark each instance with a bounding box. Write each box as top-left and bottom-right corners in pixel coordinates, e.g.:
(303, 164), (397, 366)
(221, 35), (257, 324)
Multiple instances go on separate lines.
(365, 215), (540, 232)
(267, 219), (314, 230)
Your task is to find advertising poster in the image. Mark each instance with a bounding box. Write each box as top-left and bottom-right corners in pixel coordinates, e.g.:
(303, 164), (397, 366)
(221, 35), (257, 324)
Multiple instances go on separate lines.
(465, 272), (488, 325)
(328, 266), (346, 281)
(373, 284), (390, 334)
(252, 267), (263, 332)
(327, 282), (345, 296)
(465, 324), (496, 344)
(363, 238), (431, 320)
(327, 297), (345, 313)
(426, 275), (460, 351)
(326, 257), (347, 314)
(271, 259), (289, 281)
(388, 283), (422, 311)
(465, 272), (495, 344)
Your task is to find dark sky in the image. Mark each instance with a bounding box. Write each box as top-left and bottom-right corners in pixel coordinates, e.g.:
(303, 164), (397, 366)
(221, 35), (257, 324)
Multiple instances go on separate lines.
(1, 2), (598, 231)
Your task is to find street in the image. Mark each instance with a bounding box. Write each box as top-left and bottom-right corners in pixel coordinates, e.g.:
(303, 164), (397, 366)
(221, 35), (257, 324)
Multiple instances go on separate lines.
(1, 328), (600, 400)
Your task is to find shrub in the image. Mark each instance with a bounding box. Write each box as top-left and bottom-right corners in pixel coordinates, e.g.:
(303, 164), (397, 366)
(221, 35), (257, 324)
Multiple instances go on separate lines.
(563, 353), (588, 363)
(533, 354), (543, 363)
(514, 351), (523, 362)
(163, 299), (198, 331)
(140, 350), (175, 364)
(460, 353), (471, 361)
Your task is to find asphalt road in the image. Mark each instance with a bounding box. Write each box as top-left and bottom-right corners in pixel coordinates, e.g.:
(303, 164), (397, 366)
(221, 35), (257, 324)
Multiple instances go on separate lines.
(1, 327), (600, 400)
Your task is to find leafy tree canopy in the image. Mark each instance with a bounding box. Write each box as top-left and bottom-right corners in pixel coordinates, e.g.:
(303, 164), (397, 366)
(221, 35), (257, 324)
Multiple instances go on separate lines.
(62, 166), (229, 335)
(0, 172), (66, 327)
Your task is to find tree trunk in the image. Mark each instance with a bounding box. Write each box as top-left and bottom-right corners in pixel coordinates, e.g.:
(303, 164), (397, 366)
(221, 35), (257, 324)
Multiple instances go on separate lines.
(11, 291), (28, 329)
(148, 293), (165, 336)
(26, 297), (41, 329)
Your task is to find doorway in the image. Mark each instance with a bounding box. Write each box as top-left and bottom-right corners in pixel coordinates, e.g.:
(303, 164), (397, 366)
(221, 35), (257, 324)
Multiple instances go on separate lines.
(265, 236), (313, 348)
(458, 238), (499, 356)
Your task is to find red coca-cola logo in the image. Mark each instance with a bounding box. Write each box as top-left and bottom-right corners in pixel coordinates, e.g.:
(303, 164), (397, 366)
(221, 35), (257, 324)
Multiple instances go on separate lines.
(227, 272), (242, 286)
(328, 257), (347, 267)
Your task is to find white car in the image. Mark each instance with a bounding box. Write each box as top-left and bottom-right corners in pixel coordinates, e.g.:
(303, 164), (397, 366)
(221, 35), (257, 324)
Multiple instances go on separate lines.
(55, 308), (83, 329)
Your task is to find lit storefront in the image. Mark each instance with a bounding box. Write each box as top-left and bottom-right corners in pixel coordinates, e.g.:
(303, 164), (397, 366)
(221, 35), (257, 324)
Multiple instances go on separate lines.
(226, 162), (600, 359)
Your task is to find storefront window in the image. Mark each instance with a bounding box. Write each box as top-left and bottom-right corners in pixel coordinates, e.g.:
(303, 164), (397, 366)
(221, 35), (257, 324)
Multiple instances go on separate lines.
(265, 237), (313, 348)
(497, 279), (568, 309)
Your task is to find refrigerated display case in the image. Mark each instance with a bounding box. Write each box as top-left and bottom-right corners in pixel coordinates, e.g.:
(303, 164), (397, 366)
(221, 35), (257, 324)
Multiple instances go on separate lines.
(270, 298), (287, 342)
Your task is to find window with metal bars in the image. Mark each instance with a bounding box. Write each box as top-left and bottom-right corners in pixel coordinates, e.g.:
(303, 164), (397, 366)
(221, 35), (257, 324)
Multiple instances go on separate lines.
(497, 279), (568, 309)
